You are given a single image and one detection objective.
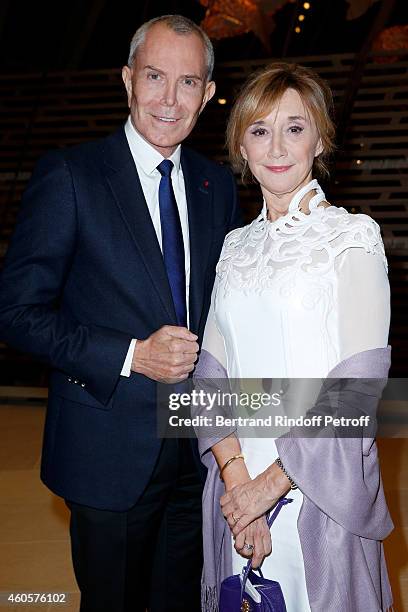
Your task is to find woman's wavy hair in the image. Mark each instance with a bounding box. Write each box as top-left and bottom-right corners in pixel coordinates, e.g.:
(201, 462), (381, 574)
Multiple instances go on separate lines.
(226, 62), (336, 183)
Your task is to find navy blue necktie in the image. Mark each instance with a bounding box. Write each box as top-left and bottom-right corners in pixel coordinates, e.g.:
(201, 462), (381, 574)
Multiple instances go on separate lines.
(157, 159), (187, 327)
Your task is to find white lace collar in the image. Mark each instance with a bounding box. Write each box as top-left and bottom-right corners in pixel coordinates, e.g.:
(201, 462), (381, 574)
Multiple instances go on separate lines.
(216, 181), (386, 295)
(260, 179), (327, 221)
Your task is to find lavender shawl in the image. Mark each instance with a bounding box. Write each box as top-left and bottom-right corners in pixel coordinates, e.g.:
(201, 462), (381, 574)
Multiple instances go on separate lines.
(195, 347), (393, 612)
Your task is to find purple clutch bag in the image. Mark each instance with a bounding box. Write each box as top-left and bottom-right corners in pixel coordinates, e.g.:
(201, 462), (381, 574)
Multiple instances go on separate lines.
(219, 498), (292, 612)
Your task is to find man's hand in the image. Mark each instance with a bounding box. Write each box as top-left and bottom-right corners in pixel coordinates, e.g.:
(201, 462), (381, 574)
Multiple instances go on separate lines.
(131, 325), (198, 383)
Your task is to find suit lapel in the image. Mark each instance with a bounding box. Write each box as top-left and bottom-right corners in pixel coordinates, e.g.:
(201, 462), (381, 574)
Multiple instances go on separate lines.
(103, 129), (177, 324)
(182, 149), (213, 333)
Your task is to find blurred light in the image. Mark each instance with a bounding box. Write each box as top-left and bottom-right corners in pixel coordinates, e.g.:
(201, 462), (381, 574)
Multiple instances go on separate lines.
(295, 26), (301, 33)
(351, 207), (356, 213)
(298, 14), (305, 21)
(356, 159), (362, 165)
(217, 98), (227, 105)
(360, 142), (365, 148)
(303, 2), (311, 8)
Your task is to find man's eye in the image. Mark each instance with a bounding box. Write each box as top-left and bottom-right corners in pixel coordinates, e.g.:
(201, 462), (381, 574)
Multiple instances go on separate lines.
(184, 78), (196, 87)
(148, 73), (160, 80)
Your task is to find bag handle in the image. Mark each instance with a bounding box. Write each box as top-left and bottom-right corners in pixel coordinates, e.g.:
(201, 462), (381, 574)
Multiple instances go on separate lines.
(266, 496), (292, 528)
(240, 497), (293, 602)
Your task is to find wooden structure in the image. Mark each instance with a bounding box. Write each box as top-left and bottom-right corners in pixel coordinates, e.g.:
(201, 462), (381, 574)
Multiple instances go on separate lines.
(0, 50), (407, 378)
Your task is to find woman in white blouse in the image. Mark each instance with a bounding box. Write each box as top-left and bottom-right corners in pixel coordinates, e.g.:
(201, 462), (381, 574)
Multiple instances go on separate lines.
(198, 63), (393, 611)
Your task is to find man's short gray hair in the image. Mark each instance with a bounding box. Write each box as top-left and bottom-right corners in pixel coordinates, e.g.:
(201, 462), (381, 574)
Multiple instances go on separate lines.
(127, 14), (214, 81)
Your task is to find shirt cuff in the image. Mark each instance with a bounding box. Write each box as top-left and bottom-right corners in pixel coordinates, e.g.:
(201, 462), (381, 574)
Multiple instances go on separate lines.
(120, 338), (137, 377)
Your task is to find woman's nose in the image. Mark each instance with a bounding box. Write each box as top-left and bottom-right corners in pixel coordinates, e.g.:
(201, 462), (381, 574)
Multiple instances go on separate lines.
(267, 135), (287, 158)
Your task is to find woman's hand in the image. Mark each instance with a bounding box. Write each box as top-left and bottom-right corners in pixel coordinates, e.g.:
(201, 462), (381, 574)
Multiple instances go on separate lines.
(233, 515), (272, 569)
(221, 463), (291, 536)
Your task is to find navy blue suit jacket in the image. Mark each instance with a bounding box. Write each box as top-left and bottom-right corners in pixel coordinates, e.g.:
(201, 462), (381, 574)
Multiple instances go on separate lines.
(0, 127), (240, 510)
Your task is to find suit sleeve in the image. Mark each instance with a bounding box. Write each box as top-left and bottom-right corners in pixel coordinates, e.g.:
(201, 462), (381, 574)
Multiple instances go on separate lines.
(0, 151), (131, 405)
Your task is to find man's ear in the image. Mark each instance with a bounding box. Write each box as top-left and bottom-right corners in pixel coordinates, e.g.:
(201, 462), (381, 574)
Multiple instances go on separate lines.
(315, 137), (324, 158)
(199, 80), (216, 113)
(122, 66), (133, 107)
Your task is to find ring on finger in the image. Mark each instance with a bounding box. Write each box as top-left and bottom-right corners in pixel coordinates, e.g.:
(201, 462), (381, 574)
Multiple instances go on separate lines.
(243, 542), (254, 552)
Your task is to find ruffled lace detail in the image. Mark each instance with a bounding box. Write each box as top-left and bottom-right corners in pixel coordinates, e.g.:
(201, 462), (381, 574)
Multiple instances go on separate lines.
(216, 205), (387, 296)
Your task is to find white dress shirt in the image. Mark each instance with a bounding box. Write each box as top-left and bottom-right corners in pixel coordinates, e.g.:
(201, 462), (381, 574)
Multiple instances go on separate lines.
(121, 116), (191, 376)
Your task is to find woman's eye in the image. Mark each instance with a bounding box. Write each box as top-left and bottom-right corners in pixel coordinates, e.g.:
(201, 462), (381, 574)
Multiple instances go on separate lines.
(251, 128), (267, 136)
(288, 125), (303, 134)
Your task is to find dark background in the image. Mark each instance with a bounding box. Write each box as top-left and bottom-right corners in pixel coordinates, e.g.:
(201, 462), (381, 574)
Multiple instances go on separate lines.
(0, 0), (405, 72)
(0, 0), (407, 382)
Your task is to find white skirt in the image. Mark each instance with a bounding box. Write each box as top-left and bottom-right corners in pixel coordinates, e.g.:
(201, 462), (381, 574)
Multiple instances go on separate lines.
(230, 438), (311, 612)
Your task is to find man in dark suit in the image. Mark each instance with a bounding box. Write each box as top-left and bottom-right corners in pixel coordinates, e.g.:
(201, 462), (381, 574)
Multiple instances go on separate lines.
(0, 14), (239, 612)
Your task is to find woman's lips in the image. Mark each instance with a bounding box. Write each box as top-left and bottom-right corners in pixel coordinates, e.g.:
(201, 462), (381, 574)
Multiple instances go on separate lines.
(265, 165), (292, 173)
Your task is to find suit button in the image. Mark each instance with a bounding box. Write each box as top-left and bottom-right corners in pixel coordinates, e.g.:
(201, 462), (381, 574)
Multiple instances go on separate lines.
(81, 383), (85, 388)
